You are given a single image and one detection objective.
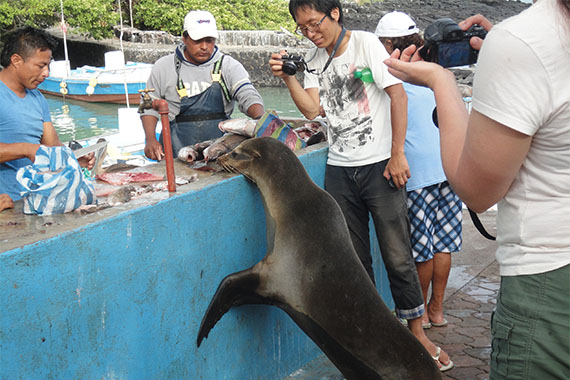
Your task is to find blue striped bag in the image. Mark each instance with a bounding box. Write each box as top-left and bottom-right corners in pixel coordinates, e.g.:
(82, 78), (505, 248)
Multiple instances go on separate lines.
(16, 145), (97, 215)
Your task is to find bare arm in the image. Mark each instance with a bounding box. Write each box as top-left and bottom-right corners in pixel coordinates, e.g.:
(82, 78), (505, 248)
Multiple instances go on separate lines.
(453, 110), (530, 212)
(141, 114), (164, 161)
(0, 194), (14, 212)
(246, 103), (265, 119)
(40, 121), (63, 147)
(40, 121), (94, 168)
(383, 83), (410, 189)
(269, 52), (321, 120)
(0, 142), (39, 163)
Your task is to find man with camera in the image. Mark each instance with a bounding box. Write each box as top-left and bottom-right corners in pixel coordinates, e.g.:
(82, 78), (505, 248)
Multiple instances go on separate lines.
(384, 1), (570, 378)
(140, 10), (265, 160)
(269, 0), (453, 371)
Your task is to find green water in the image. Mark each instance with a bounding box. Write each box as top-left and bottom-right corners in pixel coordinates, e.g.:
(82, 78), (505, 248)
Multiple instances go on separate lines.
(46, 87), (302, 143)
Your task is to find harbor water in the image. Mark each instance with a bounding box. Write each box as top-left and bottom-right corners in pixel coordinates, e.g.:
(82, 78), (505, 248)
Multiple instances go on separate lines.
(46, 86), (302, 143)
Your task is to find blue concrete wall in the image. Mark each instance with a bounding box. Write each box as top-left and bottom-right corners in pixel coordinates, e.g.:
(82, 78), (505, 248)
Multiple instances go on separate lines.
(0, 146), (394, 380)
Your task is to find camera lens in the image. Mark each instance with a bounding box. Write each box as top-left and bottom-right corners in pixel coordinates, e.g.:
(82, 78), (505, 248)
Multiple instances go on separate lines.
(282, 60), (299, 76)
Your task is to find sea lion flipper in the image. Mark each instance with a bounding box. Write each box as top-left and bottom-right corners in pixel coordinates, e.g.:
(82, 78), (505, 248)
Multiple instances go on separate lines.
(197, 268), (264, 347)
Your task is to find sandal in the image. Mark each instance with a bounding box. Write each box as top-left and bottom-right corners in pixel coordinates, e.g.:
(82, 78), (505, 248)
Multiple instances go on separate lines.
(432, 346), (454, 372)
(430, 318), (448, 327)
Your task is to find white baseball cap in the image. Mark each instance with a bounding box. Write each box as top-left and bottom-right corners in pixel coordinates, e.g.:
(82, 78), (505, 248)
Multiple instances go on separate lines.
(184, 10), (219, 40)
(375, 11), (419, 38)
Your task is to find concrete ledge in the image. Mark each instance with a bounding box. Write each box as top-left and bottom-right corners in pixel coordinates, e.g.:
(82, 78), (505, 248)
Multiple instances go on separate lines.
(0, 143), (393, 379)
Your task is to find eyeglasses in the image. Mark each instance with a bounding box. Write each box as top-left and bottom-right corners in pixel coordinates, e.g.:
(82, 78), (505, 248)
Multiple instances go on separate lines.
(295, 14), (327, 36)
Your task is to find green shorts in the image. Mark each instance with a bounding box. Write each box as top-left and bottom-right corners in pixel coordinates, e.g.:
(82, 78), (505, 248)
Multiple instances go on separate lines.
(490, 264), (570, 380)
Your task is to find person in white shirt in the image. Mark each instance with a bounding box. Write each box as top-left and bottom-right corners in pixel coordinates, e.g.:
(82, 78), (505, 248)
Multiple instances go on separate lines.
(270, 0), (454, 372)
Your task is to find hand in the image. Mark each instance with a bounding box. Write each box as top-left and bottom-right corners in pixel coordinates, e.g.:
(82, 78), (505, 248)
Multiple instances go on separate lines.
(384, 48), (448, 90)
(78, 152), (95, 169)
(144, 139), (165, 161)
(383, 152), (410, 190)
(0, 194), (14, 212)
(459, 14), (493, 51)
(268, 50), (289, 79)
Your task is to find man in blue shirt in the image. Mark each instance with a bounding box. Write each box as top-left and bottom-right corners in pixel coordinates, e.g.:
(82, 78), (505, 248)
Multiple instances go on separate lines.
(0, 27), (94, 204)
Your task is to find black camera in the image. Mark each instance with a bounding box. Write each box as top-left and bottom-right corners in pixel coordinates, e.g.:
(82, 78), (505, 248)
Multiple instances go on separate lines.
(420, 18), (487, 68)
(280, 54), (308, 76)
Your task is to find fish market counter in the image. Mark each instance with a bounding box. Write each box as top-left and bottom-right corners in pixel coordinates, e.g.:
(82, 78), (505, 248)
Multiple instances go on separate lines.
(0, 142), (394, 380)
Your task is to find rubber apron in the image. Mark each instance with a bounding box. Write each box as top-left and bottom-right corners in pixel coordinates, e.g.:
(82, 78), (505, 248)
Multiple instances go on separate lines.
(161, 55), (229, 156)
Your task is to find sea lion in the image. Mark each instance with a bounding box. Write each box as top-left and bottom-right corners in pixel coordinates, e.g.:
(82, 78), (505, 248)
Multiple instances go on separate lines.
(196, 137), (441, 380)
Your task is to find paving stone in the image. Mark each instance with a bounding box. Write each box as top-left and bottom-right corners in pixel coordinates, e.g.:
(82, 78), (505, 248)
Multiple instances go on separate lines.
(461, 316), (491, 327)
(465, 347), (492, 361)
(470, 335), (492, 348)
(455, 326), (489, 338)
(445, 366), (487, 380)
(447, 309), (476, 318)
(452, 353), (486, 368)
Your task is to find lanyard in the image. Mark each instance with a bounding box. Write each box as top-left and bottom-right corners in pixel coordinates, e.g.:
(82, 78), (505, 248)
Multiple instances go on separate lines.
(307, 26), (347, 75)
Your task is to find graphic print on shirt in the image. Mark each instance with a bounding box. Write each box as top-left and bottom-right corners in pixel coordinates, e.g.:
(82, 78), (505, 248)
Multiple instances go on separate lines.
(185, 81), (213, 97)
(319, 63), (374, 154)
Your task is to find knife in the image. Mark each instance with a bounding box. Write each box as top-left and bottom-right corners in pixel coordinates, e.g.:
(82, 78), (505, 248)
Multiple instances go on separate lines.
(72, 140), (108, 158)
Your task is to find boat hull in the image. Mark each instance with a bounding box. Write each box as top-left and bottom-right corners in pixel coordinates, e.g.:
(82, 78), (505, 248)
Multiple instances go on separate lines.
(38, 63), (153, 105)
(39, 87), (143, 104)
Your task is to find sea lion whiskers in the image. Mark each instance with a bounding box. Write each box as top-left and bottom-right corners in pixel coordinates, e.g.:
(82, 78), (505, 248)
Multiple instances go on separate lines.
(218, 144), (261, 183)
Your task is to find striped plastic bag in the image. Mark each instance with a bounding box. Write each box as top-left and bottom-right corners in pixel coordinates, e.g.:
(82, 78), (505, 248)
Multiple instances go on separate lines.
(16, 145), (97, 215)
(254, 111), (306, 151)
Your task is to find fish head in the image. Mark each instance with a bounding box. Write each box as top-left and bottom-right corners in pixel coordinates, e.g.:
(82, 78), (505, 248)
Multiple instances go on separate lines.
(177, 146), (198, 163)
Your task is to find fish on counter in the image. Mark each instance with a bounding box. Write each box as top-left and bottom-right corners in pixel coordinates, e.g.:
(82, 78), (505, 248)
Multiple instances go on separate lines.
(177, 133), (248, 164)
(177, 118), (327, 166)
(91, 174), (200, 209)
(203, 134), (248, 162)
(96, 171), (165, 186)
(218, 118), (257, 137)
(177, 139), (216, 164)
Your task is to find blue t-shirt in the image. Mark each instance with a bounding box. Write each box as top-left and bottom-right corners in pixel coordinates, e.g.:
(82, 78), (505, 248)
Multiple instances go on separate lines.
(0, 80), (51, 200)
(404, 83), (446, 191)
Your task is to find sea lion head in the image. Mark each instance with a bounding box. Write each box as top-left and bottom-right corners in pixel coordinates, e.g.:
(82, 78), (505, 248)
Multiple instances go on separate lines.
(218, 137), (304, 184)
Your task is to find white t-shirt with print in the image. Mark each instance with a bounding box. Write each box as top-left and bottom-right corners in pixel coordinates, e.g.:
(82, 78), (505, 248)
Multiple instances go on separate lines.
(304, 30), (401, 167)
(472, 0), (570, 276)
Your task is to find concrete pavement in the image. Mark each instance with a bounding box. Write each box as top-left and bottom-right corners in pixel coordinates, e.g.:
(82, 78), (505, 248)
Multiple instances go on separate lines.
(284, 208), (499, 380)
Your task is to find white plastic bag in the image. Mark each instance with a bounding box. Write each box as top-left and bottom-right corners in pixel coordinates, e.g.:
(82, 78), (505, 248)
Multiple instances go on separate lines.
(16, 145), (97, 215)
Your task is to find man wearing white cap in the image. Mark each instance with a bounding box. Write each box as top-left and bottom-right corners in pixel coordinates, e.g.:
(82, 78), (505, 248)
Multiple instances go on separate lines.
(376, 11), (460, 372)
(141, 10), (264, 159)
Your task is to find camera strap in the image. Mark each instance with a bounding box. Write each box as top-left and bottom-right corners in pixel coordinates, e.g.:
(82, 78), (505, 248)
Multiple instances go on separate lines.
(307, 26), (346, 75)
(432, 106), (496, 241)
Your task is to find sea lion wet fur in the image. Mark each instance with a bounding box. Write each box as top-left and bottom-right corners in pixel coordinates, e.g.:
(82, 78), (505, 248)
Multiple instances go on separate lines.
(196, 137), (441, 380)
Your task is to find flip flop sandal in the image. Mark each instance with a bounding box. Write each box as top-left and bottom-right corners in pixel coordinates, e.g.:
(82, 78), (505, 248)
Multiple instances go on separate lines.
(430, 318), (448, 327)
(422, 321), (432, 329)
(432, 346), (454, 372)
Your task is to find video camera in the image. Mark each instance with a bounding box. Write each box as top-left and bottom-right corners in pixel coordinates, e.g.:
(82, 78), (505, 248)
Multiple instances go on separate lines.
(419, 18), (487, 68)
(280, 54), (309, 76)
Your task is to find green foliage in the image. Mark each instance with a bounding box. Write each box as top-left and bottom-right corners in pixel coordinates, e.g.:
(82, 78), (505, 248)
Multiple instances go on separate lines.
(0, 0), (297, 39)
(133, 0), (296, 35)
(63, 0), (119, 39)
(0, 0), (118, 39)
